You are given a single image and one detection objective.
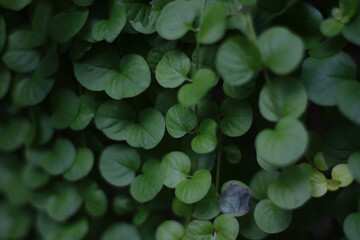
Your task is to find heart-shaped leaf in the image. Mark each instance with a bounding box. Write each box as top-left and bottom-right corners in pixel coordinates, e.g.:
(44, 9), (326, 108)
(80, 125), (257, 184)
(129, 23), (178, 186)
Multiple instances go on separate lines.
(166, 104), (197, 138)
(92, 1), (126, 42)
(178, 69), (218, 106)
(348, 152), (360, 183)
(50, 10), (89, 43)
(218, 184), (252, 216)
(130, 159), (164, 202)
(191, 119), (217, 154)
(47, 185), (82, 221)
(254, 199), (292, 234)
(258, 27), (304, 75)
(197, 3), (227, 44)
(216, 36), (262, 86)
(255, 118), (308, 167)
(221, 98), (252, 137)
(50, 88), (80, 129)
(175, 169), (212, 204)
(101, 222), (141, 240)
(42, 138), (76, 175)
(161, 151), (191, 188)
(95, 100), (136, 141)
(268, 166), (312, 209)
(70, 92), (99, 131)
(156, 220), (184, 240)
(104, 54), (151, 100)
(337, 81), (360, 125)
(156, 1), (197, 40)
(300, 51), (356, 106)
(155, 50), (191, 88)
(125, 108), (165, 149)
(99, 144), (141, 187)
(259, 78), (307, 122)
(63, 148), (94, 181)
(82, 182), (108, 217)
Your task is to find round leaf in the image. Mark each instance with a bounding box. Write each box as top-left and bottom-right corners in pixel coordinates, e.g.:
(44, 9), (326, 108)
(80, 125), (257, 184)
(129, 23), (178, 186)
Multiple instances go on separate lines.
(101, 222), (141, 240)
(216, 36), (262, 86)
(258, 27), (304, 75)
(156, 1), (197, 40)
(155, 50), (191, 88)
(185, 220), (213, 240)
(161, 151), (191, 188)
(221, 98), (252, 137)
(175, 169), (212, 204)
(337, 81), (360, 125)
(64, 148), (94, 181)
(130, 159), (164, 202)
(299, 163), (327, 198)
(99, 144), (141, 187)
(254, 199), (292, 234)
(166, 104), (197, 138)
(343, 212), (360, 240)
(213, 214), (239, 240)
(218, 184), (252, 216)
(191, 119), (218, 154)
(268, 166), (312, 209)
(331, 163), (354, 187)
(156, 220), (184, 240)
(255, 118), (308, 167)
(259, 78), (307, 122)
(320, 18), (344, 37)
(250, 170), (279, 200)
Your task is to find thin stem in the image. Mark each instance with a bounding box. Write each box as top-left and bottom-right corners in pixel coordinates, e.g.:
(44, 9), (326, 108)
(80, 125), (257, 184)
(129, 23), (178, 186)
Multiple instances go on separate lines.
(194, 104), (199, 171)
(246, 12), (258, 44)
(215, 145), (222, 197)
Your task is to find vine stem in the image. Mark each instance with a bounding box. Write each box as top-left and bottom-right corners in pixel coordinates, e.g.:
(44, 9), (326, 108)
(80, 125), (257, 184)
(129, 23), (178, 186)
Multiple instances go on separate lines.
(215, 140), (222, 197)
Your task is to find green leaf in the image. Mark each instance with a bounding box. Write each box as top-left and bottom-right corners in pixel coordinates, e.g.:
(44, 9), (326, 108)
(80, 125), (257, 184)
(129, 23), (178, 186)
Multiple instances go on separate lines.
(161, 151), (191, 188)
(74, 47), (120, 91)
(92, 2), (126, 42)
(100, 145), (141, 187)
(2, 30), (40, 73)
(309, 36), (348, 58)
(130, 159), (164, 202)
(191, 119), (217, 154)
(331, 163), (354, 187)
(104, 54), (151, 100)
(95, 100), (136, 141)
(0, 0), (32, 10)
(125, 108), (165, 149)
(268, 166), (312, 209)
(0, 119), (30, 152)
(213, 214), (239, 240)
(0, 14), (5, 52)
(0, 204), (31, 239)
(250, 170), (279, 200)
(70, 92), (98, 131)
(193, 185), (220, 220)
(216, 36), (262, 86)
(320, 18), (344, 37)
(166, 104), (197, 138)
(238, 204), (268, 240)
(314, 152), (329, 171)
(155, 50), (191, 88)
(0, 66), (10, 100)
(156, 1), (196, 40)
(53, 218), (89, 240)
(178, 68), (218, 106)
(337, 81), (360, 125)
(259, 78), (307, 122)
(47, 185), (82, 221)
(223, 80), (255, 100)
(50, 10), (89, 43)
(300, 51), (356, 106)
(340, 0), (357, 18)
(197, 3), (227, 44)
(185, 220), (213, 240)
(348, 152), (360, 183)
(147, 41), (177, 71)
(175, 169), (212, 204)
(113, 194), (136, 214)
(218, 184), (252, 216)
(255, 118), (308, 167)
(42, 138), (76, 175)
(258, 27), (304, 75)
(343, 212), (360, 240)
(223, 145), (241, 164)
(101, 222), (141, 240)
(254, 199), (292, 234)
(73, 0), (94, 6)
(23, 164), (50, 189)
(156, 220), (184, 240)
(12, 75), (54, 107)
(50, 88), (80, 129)
(64, 148), (94, 181)
(343, 13), (360, 46)
(299, 163), (327, 198)
(83, 183), (108, 217)
(221, 98), (252, 137)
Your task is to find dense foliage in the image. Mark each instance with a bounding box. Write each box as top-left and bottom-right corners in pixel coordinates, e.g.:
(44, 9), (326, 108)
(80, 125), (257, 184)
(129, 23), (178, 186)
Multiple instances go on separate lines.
(0, 0), (360, 239)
